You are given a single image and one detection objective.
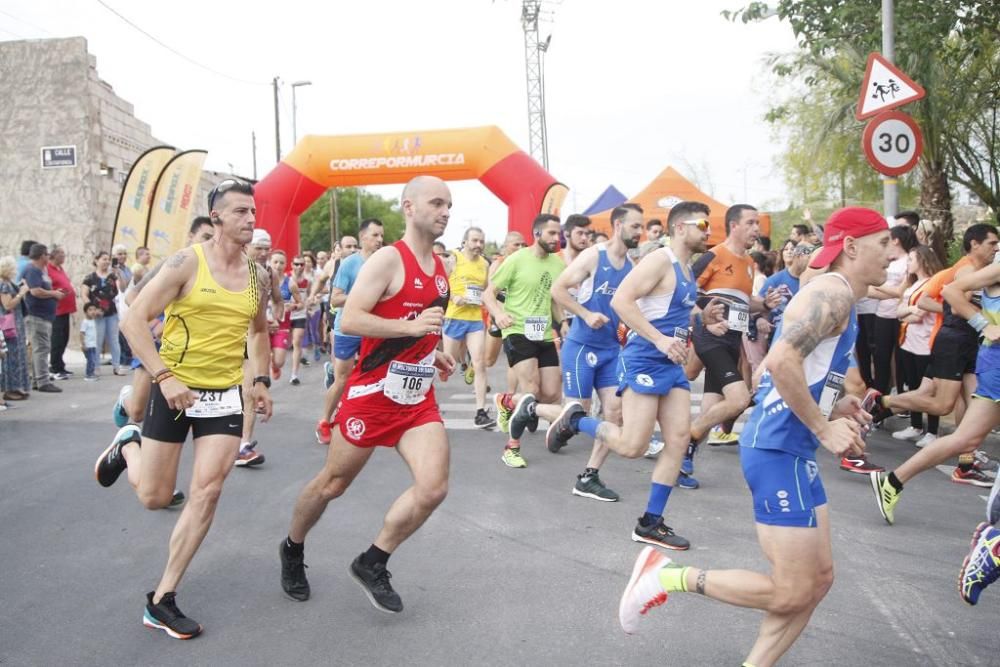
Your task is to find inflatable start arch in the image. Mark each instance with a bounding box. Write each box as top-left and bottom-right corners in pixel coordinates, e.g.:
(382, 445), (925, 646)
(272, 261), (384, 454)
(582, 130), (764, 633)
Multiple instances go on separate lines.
(254, 125), (567, 254)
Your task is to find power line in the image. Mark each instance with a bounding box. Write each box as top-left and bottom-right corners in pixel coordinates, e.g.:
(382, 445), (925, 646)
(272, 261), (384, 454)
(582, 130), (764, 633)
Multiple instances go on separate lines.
(94, 0), (267, 86)
(0, 8), (53, 36)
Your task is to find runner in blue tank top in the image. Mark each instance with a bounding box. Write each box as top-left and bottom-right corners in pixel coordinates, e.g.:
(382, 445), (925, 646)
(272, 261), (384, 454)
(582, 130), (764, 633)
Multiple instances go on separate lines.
(546, 204), (643, 503)
(551, 201), (725, 551)
(618, 207), (889, 667)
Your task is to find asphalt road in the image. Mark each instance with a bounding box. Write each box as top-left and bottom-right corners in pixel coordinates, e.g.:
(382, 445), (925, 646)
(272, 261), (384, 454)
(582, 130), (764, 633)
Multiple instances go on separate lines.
(1, 355), (997, 666)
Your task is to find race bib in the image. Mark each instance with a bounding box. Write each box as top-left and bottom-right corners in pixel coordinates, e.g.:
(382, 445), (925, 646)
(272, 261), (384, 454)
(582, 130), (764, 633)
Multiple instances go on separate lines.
(383, 360), (435, 405)
(186, 386), (242, 418)
(465, 284), (483, 306)
(524, 316), (548, 341)
(818, 371), (845, 418)
(726, 302), (750, 333)
(673, 326), (690, 345)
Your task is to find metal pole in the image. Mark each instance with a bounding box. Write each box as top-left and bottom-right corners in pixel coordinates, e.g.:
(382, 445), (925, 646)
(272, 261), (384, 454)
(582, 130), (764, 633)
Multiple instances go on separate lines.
(292, 86), (298, 146)
(251, 131), (258, 180)
(356, 188), (362, 222)
(332, 189), (340, 243)
(272, 76), (281, 163)
(882, 0), (898, 218)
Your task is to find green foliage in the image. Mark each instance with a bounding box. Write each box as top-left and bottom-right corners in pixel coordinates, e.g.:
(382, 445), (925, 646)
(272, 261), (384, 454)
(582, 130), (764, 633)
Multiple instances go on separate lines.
(298, 188), (404, 253)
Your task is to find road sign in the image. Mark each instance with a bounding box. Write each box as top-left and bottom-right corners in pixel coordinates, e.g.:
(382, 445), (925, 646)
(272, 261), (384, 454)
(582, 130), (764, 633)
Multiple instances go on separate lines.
(40, 145), (77, 169)
(855, 52), (926, 121)
(862, 111), (923, 176)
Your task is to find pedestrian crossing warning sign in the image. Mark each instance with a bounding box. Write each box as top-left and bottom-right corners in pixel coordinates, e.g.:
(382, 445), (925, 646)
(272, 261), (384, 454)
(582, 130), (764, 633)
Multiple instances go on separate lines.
(855, 52), (926, 121)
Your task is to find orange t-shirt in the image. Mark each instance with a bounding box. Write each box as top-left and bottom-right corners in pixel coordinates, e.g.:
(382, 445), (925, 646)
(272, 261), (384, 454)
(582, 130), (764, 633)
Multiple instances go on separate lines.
(921, 255), (971, 346)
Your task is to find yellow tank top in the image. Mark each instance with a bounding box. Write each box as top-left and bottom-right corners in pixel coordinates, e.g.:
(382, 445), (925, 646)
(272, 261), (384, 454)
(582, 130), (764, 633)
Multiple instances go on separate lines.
(159, 244), (259, 389)
(445, 250), (488, 321)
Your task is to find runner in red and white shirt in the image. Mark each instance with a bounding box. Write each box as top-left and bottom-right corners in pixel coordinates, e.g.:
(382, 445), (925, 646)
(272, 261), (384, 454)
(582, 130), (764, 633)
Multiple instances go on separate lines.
(280, 175), (456, 614)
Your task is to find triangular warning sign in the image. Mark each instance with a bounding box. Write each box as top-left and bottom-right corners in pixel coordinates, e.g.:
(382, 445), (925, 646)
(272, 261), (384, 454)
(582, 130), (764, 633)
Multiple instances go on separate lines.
(856, 52), (926, 121)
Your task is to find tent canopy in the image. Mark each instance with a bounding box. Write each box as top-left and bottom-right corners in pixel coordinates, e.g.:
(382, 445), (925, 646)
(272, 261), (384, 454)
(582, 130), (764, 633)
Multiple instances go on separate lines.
(582, 184), (627, 216)
(587, 166), (771, 246)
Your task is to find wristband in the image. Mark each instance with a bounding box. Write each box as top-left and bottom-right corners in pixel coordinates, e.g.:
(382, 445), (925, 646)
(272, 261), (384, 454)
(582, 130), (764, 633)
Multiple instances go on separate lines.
(969, 312), (989, 333)
(151, 372), (173, 385)
(253, 375), (272, 389)
(152, 367), (172, 381)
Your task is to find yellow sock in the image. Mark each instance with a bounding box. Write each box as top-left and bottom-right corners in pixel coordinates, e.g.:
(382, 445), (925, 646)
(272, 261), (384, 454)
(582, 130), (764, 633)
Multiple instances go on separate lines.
(742, 663), (757, 667)
(657, 564), (689, 593)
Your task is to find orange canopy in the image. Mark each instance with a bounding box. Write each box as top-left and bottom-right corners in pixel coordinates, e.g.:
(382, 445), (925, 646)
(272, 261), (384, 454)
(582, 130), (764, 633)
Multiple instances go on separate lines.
(588, 166), (771, 246)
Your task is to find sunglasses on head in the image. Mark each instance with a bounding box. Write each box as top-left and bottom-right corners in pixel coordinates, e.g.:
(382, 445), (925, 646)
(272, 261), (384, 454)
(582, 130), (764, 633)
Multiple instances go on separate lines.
(681, 218), (711, 232)
(208, 178), (250, 210)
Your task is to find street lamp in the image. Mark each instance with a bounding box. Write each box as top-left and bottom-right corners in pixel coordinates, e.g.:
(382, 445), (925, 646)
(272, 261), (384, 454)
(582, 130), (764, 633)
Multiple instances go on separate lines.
(291, 80), (312, 145)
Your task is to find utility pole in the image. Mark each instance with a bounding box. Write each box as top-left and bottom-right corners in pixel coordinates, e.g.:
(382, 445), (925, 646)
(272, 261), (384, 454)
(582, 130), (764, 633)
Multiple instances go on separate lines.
(291, 80), (312, 145)
(521, 0), (551, 169)
(330, 189), (339, 248)
(882, 0), (898, 218)
(272, 76), (281, 163)
(251, 131), (258, 179)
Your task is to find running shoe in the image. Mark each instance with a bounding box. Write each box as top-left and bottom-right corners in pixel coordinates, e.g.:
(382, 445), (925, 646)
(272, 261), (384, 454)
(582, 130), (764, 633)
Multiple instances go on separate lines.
(316, 419), (332, 445)
(527, 413), (539, 433)
(959, 522), (1000, 606)
(840, 456), (885, 474)
(169, 489), (186, 508)
(891, 426), (923, 441)
(572, 472), (619, 502)
(644, 439), (664, 459)
(113, 385), (133, 428)
(501, 447), (527, 468)
(290, 375), (301, 386)
(707, 429), (739, 446)
(235, 441), (265, 467)
(914, 432), (937, 448)
(974, 450), (1000, 473)
(94, 424), (140, 487)
(300, 357), (311, 367)
(952, 466), (995, 487)
(987, 475), (1000, 525)
(474, 409), (496, 430)
(464, 365), (475, 385)
(509, 393), (536, 440)
(280, 540), (310, 601)
(143, 592), (202, 640)
(680, 453), (694, 476)
(862, 389), (892, 425)
(618, 546), (671, 634)
(870, 471), (901, 525)
(676, 473), (699, 490)
(546, 401), (584, 453)
(632, 517), (690, 551)
(323, 361), (335, 390)
(349, 555), (403, 613)
(494, 393), (513, 434)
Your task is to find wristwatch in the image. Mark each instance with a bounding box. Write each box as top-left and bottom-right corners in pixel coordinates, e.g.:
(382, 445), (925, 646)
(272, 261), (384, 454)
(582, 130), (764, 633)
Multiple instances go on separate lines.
(253, 375), (271, 388)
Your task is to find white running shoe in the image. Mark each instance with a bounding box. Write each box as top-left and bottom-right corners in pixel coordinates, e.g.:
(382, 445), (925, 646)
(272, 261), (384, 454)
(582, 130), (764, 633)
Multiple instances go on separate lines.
(618, 546), (671, 635)
(644, 439), (664, 459)
(914, 432), (937, 448)
(891, 426), (923, 441)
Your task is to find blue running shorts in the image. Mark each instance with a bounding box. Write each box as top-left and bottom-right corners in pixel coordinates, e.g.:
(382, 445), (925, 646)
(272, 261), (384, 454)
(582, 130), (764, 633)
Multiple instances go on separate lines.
(616, 354), (689, 397)
(561, 339), (620, 398)
(443, 318), (484, 341)
(333, 334), (362, 361)
(972, 367), (1000, 402)
(740, 446), (827, 528)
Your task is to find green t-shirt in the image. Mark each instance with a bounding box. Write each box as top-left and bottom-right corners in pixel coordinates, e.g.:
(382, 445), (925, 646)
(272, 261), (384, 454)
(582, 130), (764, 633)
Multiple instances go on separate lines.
(490, 247), (565, 342)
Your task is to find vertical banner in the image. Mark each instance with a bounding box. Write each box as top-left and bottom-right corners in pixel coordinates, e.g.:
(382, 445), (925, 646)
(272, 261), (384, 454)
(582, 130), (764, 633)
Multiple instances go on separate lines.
(111, 145), (176, 255)
(145, 149), (208, 263)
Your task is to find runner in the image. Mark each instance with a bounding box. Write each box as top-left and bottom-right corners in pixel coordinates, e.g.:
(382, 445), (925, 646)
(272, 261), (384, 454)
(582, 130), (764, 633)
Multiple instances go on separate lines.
(267, 250), (292, 382)
(545, 204), (644, 501)
(547, 202), (724, 547)
(94, 178), (273, 639)
(483, 214), (566, 468)
(687, 205), (781, 466)
(311, 235), (358, 388)
(314, 219), (384, 445)
(280, 175), (455, 613)
(484, 232), (526, 379)
(872, 259), (1000, 525)
(645, 219), (664, 243)
(286, 254), (312, 385)
(561, 214), (592, 266)
(442, 226), (495, 428)
(617, 207), (887, 667)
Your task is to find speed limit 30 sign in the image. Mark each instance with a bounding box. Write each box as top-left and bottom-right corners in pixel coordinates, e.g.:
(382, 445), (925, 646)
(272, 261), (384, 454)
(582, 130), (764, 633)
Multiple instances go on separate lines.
(862, 110), (924, 176)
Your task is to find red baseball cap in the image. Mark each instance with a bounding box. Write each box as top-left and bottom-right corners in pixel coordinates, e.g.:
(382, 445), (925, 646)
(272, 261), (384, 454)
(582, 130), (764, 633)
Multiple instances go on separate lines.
(809, 207), (889, 269)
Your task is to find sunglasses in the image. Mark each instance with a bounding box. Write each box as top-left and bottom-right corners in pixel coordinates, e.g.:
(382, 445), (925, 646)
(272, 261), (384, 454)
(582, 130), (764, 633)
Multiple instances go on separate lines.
(208, 178), (250, 210)
(681, 218), (711, 232)
(293, 262), (304, 266)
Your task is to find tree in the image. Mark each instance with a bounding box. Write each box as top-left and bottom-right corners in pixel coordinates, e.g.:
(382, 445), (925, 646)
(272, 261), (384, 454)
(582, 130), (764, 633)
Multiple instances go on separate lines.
(298, 187), (404, 253)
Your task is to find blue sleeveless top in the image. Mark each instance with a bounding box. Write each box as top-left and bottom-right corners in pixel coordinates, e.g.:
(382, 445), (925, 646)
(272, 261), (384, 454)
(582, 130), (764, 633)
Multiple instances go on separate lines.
(566, 243), (633, 350)
(620, 247), (698, 364)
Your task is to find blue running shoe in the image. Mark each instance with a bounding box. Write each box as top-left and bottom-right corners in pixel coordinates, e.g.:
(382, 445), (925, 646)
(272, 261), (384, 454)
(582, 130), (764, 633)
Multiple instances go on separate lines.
(677, 473), (699, 490)
(959, 522), (1000, 605)
(987, 475), (1000, 526)
(324, 362), (335, 390)
(113, 385), (132, 428)
(680, 455), (694, 476)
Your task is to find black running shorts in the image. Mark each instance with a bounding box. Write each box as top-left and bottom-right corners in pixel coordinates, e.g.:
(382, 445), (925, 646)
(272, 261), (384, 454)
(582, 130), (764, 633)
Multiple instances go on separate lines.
(141, 383), (244, 444)
(290, 318), (307, 330)
(694, 335), (743, 394)
(504, 334), (560, 368)
(926, 327), (978, 381)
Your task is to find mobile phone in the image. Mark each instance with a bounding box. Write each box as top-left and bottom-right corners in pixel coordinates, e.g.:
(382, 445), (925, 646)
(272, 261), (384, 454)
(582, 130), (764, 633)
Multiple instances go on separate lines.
(112, 257), (119, 268)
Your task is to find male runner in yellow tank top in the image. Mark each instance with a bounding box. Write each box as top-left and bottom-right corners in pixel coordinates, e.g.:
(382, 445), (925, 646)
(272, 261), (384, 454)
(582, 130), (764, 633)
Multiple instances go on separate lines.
(94, 178), (273, 640)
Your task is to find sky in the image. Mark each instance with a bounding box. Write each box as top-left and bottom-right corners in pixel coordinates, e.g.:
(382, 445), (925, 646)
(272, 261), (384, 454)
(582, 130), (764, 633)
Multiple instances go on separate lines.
(1, 0), (802, 247)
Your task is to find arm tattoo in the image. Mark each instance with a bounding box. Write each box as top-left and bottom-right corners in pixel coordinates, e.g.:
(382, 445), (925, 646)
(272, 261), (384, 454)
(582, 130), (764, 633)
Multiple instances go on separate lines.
(165, 252), (186, 269)
(696, 570), (706, 595)
(781, 286), (853, 358)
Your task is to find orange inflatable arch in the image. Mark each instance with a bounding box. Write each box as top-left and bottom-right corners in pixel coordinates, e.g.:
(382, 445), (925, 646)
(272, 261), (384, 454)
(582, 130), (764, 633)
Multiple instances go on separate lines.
(254, 126), (568, 255)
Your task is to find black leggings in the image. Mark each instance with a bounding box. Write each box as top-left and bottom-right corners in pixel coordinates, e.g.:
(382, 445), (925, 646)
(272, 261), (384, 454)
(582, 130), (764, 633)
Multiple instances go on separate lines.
(855, 313), (877, 388)
(873, 316), (903, 396)
(897, 348), (939, 435)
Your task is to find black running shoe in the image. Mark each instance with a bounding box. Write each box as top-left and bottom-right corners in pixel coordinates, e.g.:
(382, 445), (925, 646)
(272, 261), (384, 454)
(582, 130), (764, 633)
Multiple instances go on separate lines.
(572, 472), (619, 502)
(509, 394), (536, 440)
(862, 389), (892, 425)
(94, 424), (140, 487)
(169, 489), (186, 508)
(142, 591), (202, 640)
(546, 401), (585, 453)
(280, 541), (310, 601)
(527, 413), (539, 433)
(349, 554), (403, 613)
(631, 517), (690, 551)
(474, 408), (497, 430)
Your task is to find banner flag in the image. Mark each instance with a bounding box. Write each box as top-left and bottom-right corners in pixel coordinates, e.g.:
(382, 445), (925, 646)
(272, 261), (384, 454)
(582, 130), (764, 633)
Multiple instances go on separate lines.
(144, 149), (208, 263)
(111, 145), (176, 256)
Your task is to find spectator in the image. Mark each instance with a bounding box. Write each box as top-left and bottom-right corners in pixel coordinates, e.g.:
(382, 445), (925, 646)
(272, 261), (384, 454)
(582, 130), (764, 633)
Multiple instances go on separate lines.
(46, 245), (77, 379)
(789, 224), (810, 244)
(22, 243), (64, 393)
(80, 302), (101, 381)
(646, 219), (664, 242)
(15, 239), (37, 283)
(871, 224), (919, 395)
(895, 210), (920, 230)
(81, 251), (125, 375)
(0, 256), (31, 400)
(111, 244), (133, 288)
(775, 238), (796, 272)
(752, 235), (771, 253)
(135, 246), (152, 269)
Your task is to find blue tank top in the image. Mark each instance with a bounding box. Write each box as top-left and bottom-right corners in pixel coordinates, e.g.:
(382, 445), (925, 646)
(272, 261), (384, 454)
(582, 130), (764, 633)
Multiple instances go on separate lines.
(566, 243), (632, 349)
(620, 247), (698, 363)
(977, 289), (1000, 369)
(740, 273), (858, 460)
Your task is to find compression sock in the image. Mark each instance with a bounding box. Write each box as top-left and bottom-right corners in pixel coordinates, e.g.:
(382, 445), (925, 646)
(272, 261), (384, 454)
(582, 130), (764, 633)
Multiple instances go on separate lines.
(577, 417), (600, 438)
(360, 544), (391, 568)
(644, 483), (672, 522)
(501, 394), (515, 410)
(657, 564), (691, 593)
